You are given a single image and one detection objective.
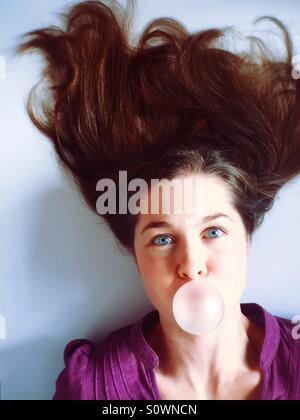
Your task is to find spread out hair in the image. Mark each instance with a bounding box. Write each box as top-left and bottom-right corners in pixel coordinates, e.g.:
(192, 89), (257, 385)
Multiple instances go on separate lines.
(16, 0), (300, 254)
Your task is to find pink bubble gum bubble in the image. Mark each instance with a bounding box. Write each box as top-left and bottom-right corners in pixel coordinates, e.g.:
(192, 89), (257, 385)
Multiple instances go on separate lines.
(172, 278), (225, 335)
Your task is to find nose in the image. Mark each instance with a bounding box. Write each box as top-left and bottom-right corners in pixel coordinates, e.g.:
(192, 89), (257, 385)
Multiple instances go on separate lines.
(177, 241), (208, 281)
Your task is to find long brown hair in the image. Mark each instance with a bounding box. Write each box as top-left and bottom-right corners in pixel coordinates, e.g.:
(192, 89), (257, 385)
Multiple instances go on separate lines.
(16, 0), (300, 254)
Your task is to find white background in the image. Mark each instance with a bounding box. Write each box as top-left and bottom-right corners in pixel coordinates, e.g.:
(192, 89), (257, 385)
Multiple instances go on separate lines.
(0, 0), (300, 400)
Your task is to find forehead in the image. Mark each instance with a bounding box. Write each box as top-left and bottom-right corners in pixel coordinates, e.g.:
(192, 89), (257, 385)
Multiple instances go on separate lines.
(138, 173), (235, 220)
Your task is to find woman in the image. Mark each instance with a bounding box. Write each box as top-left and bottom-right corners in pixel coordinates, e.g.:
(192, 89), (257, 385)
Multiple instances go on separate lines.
(17, 0), (300, 399)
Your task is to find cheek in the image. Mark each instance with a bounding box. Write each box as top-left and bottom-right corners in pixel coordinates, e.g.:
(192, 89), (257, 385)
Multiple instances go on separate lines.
(213, 243), (248, 298)
(136, 253), (174, 304)
(137, 252), (159, 276)
(137, 248), (172, 273)
(216, 245), (247, 274)
(142, 260), (173, 290)
(141, 272), (170, 311)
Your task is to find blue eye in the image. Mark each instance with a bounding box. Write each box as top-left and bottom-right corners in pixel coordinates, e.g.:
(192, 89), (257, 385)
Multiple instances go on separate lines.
(205, 227), (224, 239)
(151, 227), (225, 247)
(152, 235), (174, 247)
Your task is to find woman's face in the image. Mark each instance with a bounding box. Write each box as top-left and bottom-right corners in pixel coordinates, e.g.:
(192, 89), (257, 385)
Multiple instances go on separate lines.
(133, 173), (250, 322)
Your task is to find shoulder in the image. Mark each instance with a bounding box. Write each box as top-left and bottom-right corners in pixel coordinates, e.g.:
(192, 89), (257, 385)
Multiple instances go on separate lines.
(275, 315), (300, 359)
(53, 325), (133, 400)
(272, 315), (300, 399)
(244, 303), (300, 398)
(53, 339), (97, 400)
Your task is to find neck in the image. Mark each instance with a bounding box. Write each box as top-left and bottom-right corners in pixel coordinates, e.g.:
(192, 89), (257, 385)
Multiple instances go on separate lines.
(145, 305), (263, 387)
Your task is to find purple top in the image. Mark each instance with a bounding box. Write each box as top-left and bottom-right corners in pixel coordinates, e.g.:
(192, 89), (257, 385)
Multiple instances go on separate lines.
(53, 303), (300, 400)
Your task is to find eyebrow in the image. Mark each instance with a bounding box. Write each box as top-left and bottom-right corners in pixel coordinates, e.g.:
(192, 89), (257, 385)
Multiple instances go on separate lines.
(140, 212), (233, 236)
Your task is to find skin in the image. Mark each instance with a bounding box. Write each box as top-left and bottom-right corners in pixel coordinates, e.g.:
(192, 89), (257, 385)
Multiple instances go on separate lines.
(133, 173), (265, 400)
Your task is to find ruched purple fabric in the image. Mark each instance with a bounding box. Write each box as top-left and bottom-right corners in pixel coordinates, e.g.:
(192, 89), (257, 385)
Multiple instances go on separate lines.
(53, 303), (300, 400)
